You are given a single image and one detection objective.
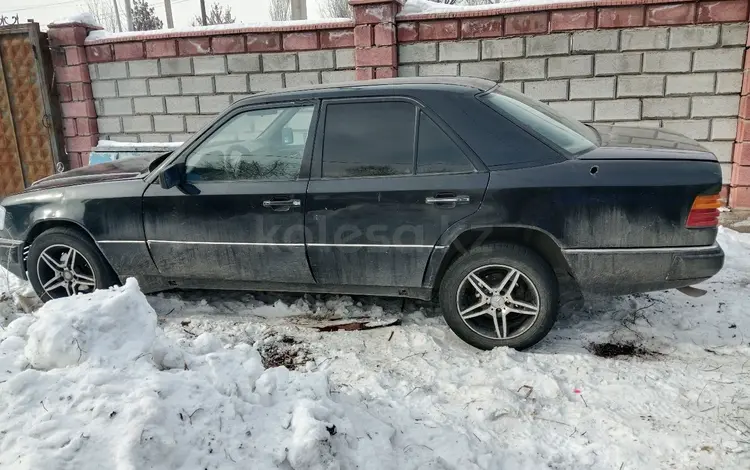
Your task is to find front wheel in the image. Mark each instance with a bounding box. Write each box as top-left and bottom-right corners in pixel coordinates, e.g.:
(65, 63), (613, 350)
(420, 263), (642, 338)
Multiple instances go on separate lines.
(27, 228), (119, 302)
(439, 243), (559, 350)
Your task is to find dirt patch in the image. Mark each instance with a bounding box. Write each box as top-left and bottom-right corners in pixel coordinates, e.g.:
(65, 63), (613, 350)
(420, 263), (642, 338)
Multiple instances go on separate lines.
(258, 334), (311, 370)
(588, 341), (661, 359)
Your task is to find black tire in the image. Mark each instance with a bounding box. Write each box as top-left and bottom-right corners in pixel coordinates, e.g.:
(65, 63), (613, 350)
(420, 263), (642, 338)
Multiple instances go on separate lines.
(439, 243), (559, 350)
(27, 227), (119, 302)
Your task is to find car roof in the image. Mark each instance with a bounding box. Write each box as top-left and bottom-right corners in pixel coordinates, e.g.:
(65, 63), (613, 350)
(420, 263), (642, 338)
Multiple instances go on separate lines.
(233, 76), (497, 106)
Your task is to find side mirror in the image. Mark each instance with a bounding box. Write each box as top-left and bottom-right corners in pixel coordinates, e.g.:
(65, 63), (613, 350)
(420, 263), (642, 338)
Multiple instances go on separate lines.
(159, 163), (184, 189)
(281, 127), (294, 145)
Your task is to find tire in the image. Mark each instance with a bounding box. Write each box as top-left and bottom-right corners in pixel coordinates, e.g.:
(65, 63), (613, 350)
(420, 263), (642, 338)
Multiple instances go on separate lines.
(439, 243), (559, 350)
(27, 227), (119, 302)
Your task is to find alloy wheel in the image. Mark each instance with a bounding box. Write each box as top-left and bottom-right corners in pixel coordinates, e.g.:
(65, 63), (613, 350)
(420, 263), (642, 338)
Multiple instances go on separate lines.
(456, 264), (540, 340)
(36, 244), (97, 299)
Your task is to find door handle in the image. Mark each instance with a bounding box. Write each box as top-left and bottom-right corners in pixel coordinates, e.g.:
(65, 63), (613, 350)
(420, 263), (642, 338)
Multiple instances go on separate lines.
(262, 198), (301, 211)
(425, 195), (470, 205)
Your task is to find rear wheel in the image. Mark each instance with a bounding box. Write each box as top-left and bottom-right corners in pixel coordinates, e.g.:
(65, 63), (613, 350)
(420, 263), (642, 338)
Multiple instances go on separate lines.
(439, 243), (559, 350)
(27, 228), (119, 302)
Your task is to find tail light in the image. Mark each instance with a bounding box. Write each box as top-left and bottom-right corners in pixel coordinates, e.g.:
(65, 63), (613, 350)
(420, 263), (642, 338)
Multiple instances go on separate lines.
(686, 194), (720, 228)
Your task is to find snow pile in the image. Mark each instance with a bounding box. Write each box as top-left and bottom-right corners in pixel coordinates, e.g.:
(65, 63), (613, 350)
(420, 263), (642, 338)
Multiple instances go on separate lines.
(49, 12), (100, 27)
(25, 279), (156, 369)
(0, 277), (525, 468)
(400, 0), (578, 16)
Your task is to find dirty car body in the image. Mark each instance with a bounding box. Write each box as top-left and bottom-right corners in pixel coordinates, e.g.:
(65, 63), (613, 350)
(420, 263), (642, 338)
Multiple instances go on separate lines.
(0, 77), (724, 349)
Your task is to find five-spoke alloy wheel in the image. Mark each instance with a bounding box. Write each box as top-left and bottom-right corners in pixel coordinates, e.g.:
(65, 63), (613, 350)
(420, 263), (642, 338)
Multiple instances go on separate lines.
(440, 243), (559, 350)
(27, 227), (119, 302)
(36, 245), (97, 298)
(457, 265), (540, 341)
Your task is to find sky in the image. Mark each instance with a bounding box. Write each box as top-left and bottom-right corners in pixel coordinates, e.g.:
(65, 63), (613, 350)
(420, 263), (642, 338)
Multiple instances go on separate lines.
(1, 0), (326, 30)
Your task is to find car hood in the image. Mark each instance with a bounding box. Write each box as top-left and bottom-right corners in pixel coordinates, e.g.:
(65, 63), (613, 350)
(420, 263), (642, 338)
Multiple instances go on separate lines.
(579, 125), (717, 161)
(29, 156), (157, 191)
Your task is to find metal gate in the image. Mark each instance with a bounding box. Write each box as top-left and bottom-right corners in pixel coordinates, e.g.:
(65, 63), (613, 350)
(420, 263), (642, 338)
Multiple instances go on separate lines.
(0, 19), (64, 197)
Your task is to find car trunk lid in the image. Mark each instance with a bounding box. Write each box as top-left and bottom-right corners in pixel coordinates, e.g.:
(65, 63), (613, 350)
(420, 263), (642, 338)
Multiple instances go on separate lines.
(578, 125), (717, 162)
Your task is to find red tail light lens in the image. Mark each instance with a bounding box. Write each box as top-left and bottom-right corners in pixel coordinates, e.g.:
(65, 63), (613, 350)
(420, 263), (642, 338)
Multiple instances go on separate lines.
(686, 194), (720, 228)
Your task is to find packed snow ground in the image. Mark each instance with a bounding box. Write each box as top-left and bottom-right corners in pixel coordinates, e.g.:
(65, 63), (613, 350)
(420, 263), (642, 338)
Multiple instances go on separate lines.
(1, 228), (749, 469)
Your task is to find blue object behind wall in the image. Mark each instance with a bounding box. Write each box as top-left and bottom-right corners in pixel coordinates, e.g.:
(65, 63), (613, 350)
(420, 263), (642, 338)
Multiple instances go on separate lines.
(89, 143), (184, 166)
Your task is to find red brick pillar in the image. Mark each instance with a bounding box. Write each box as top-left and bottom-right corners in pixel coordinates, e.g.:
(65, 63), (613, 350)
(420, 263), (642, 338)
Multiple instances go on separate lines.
(349, 0), (401, 80)
(731, 30), (750, 209)
(48, 21), (102, 169)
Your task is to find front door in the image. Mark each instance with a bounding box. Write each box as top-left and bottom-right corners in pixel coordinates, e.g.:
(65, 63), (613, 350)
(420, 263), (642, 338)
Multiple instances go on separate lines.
(305, 98), (489, 288)
(143, 103), (317, 284)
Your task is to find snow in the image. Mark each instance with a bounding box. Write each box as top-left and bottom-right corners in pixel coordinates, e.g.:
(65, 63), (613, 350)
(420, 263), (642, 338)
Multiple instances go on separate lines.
(25, 279), (157, 369)
(96, 139), (184, 148)
(399, 0), (580, 17)
(85, 18), (353, 44)
(1, 228), (749, 468)
(49, 12), (100, 27)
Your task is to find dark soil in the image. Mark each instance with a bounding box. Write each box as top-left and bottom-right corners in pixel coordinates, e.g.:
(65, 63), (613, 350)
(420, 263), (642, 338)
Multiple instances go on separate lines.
(588, 341), (660, 359)
(258, 334), (310, 370)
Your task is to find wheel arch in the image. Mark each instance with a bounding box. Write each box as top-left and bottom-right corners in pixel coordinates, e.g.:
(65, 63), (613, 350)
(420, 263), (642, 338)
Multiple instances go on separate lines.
(426, 225), (580, 299)
(23, 219), (116, 276)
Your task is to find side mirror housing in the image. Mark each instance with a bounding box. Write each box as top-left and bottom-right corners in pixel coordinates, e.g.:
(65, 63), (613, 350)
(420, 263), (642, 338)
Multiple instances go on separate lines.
(159, 163), (184, 189)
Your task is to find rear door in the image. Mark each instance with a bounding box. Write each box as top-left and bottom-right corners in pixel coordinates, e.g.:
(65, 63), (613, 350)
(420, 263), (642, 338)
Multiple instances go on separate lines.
(305, 97), (489, 288)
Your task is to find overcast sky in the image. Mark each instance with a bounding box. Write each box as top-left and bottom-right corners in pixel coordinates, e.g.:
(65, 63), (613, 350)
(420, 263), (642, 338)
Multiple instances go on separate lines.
(1, 0), (327, 30)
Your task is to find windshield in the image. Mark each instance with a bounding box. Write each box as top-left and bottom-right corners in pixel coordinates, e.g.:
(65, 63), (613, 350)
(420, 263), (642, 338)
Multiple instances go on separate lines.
(479, 86), (598, 156)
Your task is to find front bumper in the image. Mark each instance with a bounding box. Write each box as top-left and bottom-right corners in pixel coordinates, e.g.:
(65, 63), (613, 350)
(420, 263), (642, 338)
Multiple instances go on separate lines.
(563, 243), (724, 296)
(0, 238), (25, 280)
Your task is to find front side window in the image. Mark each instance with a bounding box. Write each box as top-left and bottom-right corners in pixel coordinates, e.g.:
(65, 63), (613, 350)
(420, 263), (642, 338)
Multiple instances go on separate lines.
(322, 102), (416, 178)
(480, 87), (597, 156)
(186, 106), (314, 182)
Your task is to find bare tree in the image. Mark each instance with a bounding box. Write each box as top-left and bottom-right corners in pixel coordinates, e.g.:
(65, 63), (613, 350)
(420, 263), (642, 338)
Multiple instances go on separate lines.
(318, 0), (352, 19)
(83, 0), (125, 31)
(192, 2), (235, 26)
(269, 0), (291, 21)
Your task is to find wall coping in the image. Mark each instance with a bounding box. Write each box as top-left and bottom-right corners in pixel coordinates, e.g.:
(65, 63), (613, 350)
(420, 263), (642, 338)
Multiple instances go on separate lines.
(48, 22), (104, 30)
(84, 19), (355, 45)
(397, 0), (741, 21)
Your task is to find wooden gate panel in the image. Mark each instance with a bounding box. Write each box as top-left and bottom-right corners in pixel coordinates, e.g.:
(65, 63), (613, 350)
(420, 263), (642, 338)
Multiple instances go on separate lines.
(0, 22), (64, 198)
(0, 56), (24, 197)
(1, 32), (54, 188)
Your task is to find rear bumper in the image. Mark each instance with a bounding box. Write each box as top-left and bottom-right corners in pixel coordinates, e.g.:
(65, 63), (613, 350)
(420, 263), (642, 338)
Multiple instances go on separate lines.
(0, 238), (25, 280)
(563, 243), (724, 296)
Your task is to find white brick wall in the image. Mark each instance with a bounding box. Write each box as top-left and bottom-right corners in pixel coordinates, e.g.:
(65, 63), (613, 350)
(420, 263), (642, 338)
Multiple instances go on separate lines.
(93, 49), (355, 143)
(399, 22), (748, 183)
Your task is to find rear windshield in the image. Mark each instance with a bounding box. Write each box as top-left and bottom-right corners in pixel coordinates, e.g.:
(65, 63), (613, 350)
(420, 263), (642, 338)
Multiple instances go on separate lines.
(479, 86), (598, 156)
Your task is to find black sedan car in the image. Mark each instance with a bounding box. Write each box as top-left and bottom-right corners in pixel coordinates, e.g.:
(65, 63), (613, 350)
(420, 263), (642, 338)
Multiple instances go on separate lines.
(0, 77), (724, 350)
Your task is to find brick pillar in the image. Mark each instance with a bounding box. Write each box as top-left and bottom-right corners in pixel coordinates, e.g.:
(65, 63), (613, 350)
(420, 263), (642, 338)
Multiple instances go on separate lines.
(349, 0), (401, 80)
(48, 21), (102, 169)
(730, 28), (750, 209)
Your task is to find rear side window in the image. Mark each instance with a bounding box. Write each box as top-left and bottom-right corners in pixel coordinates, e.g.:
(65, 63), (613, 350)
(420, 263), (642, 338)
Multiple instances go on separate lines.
(480, 87), (597, 156)
(417, 112), (474, 174)
(322, 102), (415, 178)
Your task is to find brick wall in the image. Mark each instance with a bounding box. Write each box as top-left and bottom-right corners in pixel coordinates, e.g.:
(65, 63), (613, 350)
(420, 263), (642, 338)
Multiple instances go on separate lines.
(47, 0), (750, 207)
(77, 24), (356, 144)
(397, 23), (748, 184)
(89, 49), (354, 143)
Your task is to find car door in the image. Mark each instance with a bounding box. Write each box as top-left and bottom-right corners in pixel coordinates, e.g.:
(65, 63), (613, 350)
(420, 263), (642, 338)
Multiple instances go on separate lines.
(142, 102), (317, 284)
(305, 97), (489, 288)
